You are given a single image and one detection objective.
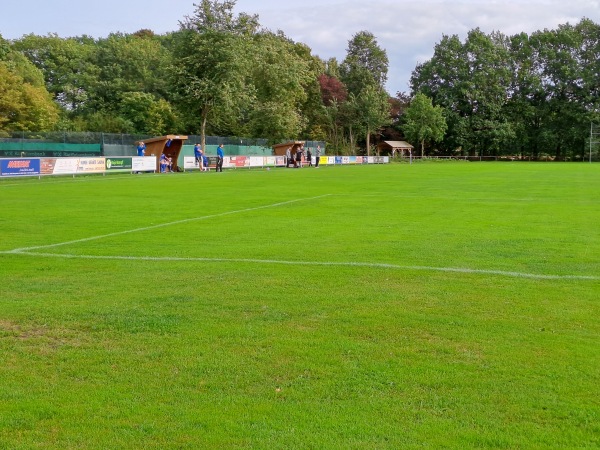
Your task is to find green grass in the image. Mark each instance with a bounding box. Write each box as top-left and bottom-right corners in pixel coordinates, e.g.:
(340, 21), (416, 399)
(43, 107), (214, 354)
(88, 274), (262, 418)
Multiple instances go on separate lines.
(0, 162), (599, 449)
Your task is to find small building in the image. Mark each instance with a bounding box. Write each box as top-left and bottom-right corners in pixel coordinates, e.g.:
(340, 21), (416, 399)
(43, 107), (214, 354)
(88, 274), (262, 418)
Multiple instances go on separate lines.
(136, 135), (188, 172)
(377, 140), (414, 157)
(272, 141), (305, 157)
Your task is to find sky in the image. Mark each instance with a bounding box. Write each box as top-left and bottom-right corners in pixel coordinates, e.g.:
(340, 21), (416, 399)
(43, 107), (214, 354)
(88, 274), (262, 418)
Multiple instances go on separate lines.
(1, 0), (599, 95)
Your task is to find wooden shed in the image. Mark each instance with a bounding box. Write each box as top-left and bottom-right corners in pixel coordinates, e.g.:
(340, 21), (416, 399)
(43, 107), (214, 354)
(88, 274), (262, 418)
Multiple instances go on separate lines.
(136, 135), (188, 172)
(377, 140), (414, 157)
(272, 141), (305, 157)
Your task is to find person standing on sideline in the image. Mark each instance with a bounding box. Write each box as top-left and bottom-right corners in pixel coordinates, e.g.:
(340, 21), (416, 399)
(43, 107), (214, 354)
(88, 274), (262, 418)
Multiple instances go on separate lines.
(286, 147), (292, 168)
(135, 141), (146, 173)
(216, 143), (224, 172)
(315, 145), (321, 168)
(194, 143), (203, 171)
(306, 148), (313, 167)
(296, 145), (304, 168)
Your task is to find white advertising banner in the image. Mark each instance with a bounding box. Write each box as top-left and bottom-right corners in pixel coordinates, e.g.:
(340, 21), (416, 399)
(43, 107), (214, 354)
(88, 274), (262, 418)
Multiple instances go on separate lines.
(264, 156), (277, 167)
(77, 157), (106, 173)
(52, 158), (80, 174)
(132, 156), (156, 172)
(249, 157), (264, 167)
(183, 156), (198, 170)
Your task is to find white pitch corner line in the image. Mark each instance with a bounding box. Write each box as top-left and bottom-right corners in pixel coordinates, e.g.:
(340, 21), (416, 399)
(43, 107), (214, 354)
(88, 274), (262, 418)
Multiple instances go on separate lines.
(1, 251), (598, 281)
(7, 194), (332, 253)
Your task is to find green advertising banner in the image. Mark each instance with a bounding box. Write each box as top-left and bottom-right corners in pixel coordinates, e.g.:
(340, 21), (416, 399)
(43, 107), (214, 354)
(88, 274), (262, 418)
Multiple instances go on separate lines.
(105, 157), (133, 171)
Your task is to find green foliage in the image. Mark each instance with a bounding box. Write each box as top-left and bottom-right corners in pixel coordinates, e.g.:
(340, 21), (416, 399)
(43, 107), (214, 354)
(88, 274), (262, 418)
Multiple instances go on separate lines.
(340, 31), (388, 95)
(172, 0), (259, 147)
(0, 39), (59, 131)
(6, 5), (598, 158)
(117, 92), (179, 135)
(13, 34), (97, 112)
(411, 29), (514, 156)
(77, 111), (134, 133)
(356, 84), (390, 155)
(246, 32), (316, 141)
(403, 92), (448, 156)
(411, 19), (599, 159)
(338, 31), (390, 154)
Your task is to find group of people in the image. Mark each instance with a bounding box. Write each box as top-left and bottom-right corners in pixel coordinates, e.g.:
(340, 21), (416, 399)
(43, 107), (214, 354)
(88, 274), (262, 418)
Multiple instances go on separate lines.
(137, 141), (324, 173)
(137, 140), (175, 173)
(194, 143), (209, 171)
(194, 143), (224, 172)
(286, 145), (321, 168)
(159, 153), (174, 173)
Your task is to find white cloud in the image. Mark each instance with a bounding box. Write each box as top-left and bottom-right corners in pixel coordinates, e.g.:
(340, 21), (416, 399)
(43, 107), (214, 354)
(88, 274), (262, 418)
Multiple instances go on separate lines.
(245, 0), (599, 94)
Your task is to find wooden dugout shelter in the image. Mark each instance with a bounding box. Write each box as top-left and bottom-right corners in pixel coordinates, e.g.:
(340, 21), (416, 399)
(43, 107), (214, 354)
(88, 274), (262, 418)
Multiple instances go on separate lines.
(136, 135), (188, 172)
(377, 140), (414, 157)
(272, 141), (305, 157)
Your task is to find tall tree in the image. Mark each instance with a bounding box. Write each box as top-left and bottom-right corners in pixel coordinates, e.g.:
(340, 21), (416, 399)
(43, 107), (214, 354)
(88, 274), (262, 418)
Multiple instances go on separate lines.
(354, 84), (390, 155)
(172, 0), (259, 149)
(402, 92), (447, 156)
(411, 29), (514, 156)
(339, 31), (390, 154)
(246, 32), (315, 142)
(340, 31), (388, 95)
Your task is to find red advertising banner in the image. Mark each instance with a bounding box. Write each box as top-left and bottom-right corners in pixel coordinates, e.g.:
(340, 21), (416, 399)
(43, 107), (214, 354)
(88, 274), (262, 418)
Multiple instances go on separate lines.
(229, 156), (249, 168)
(40, 158), (57, 175)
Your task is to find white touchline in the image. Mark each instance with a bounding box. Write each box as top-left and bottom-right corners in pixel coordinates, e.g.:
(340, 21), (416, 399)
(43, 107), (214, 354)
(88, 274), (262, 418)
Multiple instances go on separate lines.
(7, 194), (332, 253)
(1, 251), (598, 281)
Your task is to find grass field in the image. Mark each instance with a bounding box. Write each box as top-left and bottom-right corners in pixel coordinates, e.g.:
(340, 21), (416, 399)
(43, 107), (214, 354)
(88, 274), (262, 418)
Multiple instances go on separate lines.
(1, 161), (599, 449)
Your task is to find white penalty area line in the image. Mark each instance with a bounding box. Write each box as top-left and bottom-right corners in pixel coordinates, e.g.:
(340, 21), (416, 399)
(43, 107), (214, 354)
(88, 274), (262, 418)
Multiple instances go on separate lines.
(1, 251), (598, 281)
(7, 194), (332, 254)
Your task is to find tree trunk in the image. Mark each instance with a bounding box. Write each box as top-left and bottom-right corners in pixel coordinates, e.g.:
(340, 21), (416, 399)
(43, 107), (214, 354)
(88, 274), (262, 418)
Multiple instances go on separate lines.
(554, 143), (562, 161)
(200, 109), (208, 153)
(420, 139), (425, 157)
(366, 128), (371, 156)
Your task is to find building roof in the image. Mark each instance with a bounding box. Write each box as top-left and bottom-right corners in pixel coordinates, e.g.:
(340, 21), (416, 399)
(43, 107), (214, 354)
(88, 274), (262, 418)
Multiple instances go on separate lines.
(380, 140), (414, 149)
(137, 135), (188, 145)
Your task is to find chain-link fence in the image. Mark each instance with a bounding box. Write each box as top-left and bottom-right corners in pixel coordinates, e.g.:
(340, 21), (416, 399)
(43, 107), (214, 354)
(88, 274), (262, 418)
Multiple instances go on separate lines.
(0, 132), (326, 158)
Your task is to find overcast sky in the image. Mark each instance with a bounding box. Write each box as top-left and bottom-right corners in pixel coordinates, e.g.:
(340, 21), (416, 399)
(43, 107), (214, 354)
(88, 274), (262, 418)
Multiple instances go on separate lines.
(1, 0), (598, 95)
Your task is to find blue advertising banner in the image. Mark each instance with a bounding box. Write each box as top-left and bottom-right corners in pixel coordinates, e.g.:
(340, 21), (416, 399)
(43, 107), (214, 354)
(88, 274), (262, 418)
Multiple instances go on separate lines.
(1, 158), (41, 176)
(335, 156), (343, 165)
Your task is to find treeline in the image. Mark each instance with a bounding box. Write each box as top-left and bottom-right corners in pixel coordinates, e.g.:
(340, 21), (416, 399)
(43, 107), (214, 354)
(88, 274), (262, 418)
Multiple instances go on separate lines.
(410, 19), (600, 160)
(0, 0), (598, 159)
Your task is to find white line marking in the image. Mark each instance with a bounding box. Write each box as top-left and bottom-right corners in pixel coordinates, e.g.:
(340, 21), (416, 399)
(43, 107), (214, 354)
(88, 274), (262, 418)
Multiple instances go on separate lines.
(1, 251), (597, 280)
(3, 191), (596, 281)
(7, 194), (332, 253)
